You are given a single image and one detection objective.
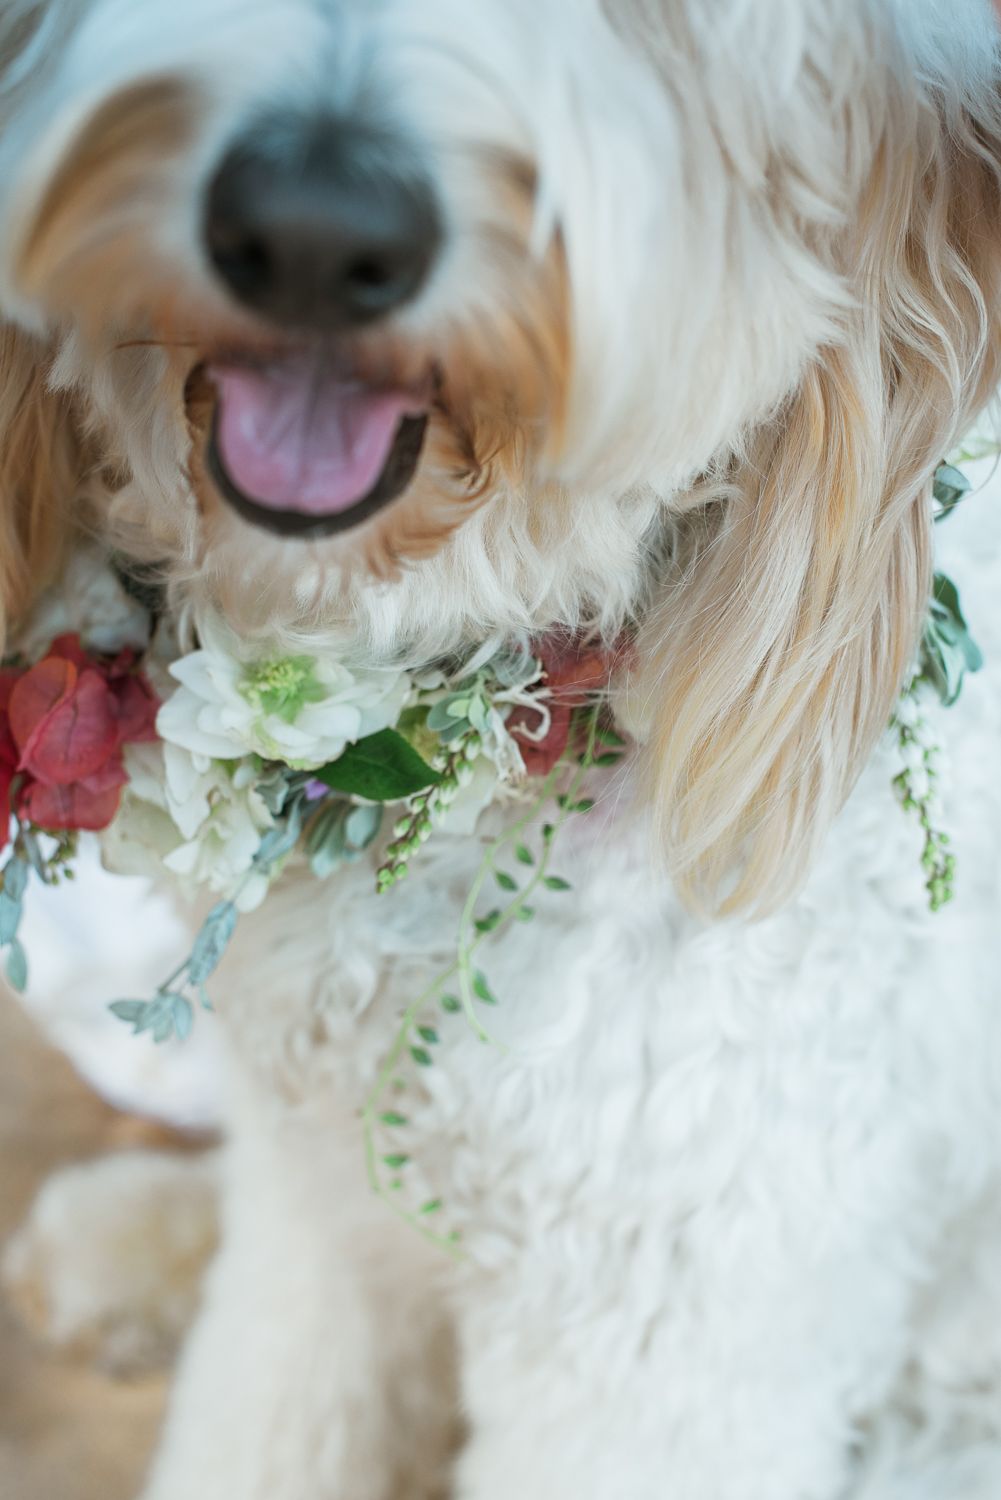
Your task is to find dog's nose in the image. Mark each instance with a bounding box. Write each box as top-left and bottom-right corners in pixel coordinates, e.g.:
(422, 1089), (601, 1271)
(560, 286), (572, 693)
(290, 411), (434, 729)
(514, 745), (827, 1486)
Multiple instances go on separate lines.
(203, 116), (442, 330)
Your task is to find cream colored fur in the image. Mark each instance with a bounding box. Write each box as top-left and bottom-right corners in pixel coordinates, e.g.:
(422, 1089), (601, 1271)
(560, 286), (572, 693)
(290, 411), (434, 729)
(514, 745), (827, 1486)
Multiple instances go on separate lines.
(0, 2), (1001, 1497)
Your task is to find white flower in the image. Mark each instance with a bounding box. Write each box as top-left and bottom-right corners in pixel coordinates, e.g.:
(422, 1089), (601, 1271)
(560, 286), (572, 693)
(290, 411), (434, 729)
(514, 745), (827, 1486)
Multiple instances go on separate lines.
(479, 706), (527, 781)
(894, 692), (921, 729)
(898, 740), (927, 774)
(157, 613), (411, 771)
(105, 742), (275, 911)
(437, 755), (504, 835)
(907, 767), (932, 803)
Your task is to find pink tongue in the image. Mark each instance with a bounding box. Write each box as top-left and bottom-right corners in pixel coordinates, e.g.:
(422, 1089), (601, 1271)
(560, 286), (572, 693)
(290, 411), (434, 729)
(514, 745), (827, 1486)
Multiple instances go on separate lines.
(210, 358), (425, 517)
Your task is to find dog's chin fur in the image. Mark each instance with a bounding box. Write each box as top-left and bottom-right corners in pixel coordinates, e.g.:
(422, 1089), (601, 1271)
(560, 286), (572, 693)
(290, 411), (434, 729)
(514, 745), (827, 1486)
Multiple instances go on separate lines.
(2, 4), (1001, 1498)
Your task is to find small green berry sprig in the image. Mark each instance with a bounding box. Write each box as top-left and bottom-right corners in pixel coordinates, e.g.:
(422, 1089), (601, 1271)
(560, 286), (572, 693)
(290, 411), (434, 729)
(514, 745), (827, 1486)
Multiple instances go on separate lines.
(376, 729), (482, 893)
(891, 687), (955, 912)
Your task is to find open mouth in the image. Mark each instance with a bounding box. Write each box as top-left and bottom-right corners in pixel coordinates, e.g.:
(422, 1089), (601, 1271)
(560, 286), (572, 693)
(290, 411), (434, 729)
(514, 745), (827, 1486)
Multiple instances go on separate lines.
(205, 354), (430, 539)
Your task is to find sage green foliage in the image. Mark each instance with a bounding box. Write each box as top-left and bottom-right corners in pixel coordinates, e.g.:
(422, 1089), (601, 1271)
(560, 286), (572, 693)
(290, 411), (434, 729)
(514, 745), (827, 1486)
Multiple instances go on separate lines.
(931, 463), (972, 523)
(110, 791), (308, 1044)
(920, 573), (983, 708)
(0, 829), (77, 995)
(890, 458), (984, 912)
(306, 801), (384, 879)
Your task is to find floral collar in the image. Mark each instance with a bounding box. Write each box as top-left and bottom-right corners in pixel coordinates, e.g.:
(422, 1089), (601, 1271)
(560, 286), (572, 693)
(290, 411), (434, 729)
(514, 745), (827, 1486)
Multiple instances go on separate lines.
(0, 459), (982, 1248)
(0, 461), (982, 1039)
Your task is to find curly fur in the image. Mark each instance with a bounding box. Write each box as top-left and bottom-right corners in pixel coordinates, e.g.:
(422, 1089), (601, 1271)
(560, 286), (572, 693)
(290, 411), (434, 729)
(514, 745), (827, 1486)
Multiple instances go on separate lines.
(1, 2), (1001, 1497)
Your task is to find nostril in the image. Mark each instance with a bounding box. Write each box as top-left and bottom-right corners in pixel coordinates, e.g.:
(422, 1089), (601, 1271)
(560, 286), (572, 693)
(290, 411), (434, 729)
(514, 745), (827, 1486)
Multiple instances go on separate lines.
(208, 232), (273, 300)
(345, 257), (396, 291)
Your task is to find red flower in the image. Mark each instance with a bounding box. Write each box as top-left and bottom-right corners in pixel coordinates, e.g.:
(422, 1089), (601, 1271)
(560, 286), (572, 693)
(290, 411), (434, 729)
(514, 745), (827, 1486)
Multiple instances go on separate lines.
(0, 635), (159, 848)
(509, 635), (626, 777)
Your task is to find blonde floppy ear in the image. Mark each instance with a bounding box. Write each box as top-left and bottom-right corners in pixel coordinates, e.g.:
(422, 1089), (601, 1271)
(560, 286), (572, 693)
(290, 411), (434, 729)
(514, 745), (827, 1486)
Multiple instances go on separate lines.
(0, 325), (78, 654)
(633, 93), (1001, 919)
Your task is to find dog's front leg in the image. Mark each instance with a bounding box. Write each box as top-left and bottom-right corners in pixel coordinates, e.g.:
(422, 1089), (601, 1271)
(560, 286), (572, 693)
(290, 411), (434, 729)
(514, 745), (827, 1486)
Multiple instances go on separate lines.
(139, 1078), (457, 1500)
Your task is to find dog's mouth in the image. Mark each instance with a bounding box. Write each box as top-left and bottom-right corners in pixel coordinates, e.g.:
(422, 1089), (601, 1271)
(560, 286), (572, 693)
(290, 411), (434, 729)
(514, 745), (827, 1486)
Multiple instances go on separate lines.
(205, 353), (431, 539)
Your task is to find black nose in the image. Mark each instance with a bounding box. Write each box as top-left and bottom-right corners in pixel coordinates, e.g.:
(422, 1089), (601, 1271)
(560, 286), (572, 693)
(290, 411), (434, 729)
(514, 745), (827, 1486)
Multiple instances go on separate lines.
(203, 115), (442, 330)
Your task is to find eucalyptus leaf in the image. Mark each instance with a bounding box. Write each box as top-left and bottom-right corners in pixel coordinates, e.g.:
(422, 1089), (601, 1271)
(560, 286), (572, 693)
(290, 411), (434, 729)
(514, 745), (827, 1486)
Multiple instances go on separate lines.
(170, 993), (194, 1041)
(0, 891), (22, 946)
(467, 696), (489, 733)
(426, 698), (466, 733)
(188, 901), (238, 985)
(306, 802), (349, 879)
(316, 729), (441, 802)
(254, 799), (305, 868)
(345, 803), (384, 851)
(256, 769), (293, 817)
(932, 463), (972, 522)
(109, 1000), (148, 1026)
(921, 571), (983, 706)
(3, 857), (28, 902)
(6, 938), (27, 993)
(490, 647), (542, 690)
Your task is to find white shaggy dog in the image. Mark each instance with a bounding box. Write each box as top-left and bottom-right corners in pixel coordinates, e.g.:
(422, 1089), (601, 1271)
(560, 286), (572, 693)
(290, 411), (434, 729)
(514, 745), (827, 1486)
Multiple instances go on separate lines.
(2, 1), (1001, 1496)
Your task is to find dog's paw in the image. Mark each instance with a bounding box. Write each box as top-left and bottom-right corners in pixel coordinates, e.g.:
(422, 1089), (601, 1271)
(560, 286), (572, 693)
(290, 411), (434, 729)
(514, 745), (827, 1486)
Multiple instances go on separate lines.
(2, 1148), (219, 1378)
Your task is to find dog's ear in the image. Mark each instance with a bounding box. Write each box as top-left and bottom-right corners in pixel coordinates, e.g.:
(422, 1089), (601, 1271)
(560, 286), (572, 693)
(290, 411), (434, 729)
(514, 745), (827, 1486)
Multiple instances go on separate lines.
(632, 93), (1001, 919)
(0, 325), (78, 652)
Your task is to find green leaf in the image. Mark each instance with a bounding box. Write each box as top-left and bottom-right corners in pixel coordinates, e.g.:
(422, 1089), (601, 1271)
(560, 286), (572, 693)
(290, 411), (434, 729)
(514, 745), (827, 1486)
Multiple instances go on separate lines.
(573, 798), (596, 814)
(473, 970), (498, 1006)
(6, 938), (27, 993)
(316, 729), (442, 802)
(596, 727), (627, 749)
(495, 870), (518, 892)
(345, 803), (384, 851)
(932, 463), (972, 522)
(254, 799), (305, 868)
(593, 752), (622, 768)
(441, 994), (462, 1014)
(544, 876), (573, 892)
(109, 1000), (148, 1026)
(3, 858), (28, 902)
(380, 1111), (409, 1127)
(0, 890), (22, 946)
(515, 844), (534, 866)
(921, 572), (983, 706)
(188, 902), (238, 985)
(420, 1199), (443, 1216)
(514, 905), (535, 922)
(170, 993), (194, 1041)
(410, 1046), (434, 1067)
(383, 1153), (410, 1169)
(417, 1025), (439, 1045)
(427, 698), (466, 733)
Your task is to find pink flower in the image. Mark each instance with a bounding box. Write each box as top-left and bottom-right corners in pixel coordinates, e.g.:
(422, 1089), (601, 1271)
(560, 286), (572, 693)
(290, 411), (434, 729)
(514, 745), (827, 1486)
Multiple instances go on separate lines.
(508, 636), (626, 777)
(0, 635), (159, 844)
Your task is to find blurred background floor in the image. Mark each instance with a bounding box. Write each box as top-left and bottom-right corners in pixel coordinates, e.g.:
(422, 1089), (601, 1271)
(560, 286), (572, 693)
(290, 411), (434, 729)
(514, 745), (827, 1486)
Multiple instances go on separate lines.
(0, 990), (167, 1500)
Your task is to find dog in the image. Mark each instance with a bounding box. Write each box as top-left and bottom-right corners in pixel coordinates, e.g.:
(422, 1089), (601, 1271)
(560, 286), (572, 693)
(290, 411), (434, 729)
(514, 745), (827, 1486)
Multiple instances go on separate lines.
(2, 1), (1001, 1496)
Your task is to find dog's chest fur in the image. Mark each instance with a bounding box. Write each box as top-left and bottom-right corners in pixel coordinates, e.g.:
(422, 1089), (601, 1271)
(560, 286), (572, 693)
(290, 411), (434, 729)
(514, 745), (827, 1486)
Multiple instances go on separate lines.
(212, 698), (1001, 1280)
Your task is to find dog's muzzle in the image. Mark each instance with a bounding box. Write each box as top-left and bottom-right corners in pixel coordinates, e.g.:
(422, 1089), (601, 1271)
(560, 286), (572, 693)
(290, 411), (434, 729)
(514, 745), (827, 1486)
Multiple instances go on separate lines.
(201, 112), (441, 538)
